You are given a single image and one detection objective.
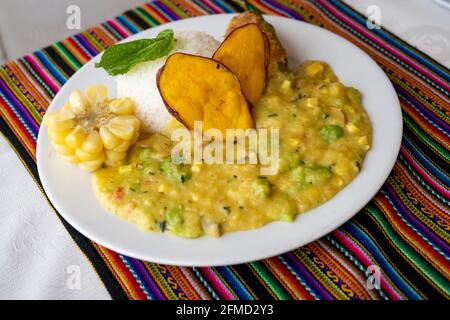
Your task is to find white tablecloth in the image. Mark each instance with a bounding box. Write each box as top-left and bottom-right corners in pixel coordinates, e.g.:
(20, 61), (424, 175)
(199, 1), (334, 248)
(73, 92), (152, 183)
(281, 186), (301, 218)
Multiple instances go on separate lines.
(0, 0), (449, 299)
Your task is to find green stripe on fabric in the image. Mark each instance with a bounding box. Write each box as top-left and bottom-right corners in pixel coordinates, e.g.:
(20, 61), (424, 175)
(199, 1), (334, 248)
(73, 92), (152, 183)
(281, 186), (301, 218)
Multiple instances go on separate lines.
(251, 261), (292, 299)
(135, 7), (160, 27)
(161, 0), (192, 18)
(53, 42), (82, 70)
(367, 206), (450, 296)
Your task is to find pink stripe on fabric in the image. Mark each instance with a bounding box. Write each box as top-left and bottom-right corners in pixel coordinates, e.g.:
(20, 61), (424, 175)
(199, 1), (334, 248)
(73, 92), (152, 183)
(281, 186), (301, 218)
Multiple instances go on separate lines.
(24, 55), (60, 94)
(107, 19), (130, 39)
(202, 0), (223, 13)
(199, 267), (235, 300)
(179, 268), (211, 300)
(400, 147), (449, 198)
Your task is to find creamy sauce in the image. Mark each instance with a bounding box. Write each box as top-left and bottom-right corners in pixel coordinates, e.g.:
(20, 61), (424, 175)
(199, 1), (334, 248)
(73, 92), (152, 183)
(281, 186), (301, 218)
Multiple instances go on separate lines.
(93, 61), (372, 238)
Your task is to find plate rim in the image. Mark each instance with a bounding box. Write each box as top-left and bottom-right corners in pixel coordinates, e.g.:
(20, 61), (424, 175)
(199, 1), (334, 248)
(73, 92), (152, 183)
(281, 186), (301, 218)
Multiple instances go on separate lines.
(37, 13), (403, 266)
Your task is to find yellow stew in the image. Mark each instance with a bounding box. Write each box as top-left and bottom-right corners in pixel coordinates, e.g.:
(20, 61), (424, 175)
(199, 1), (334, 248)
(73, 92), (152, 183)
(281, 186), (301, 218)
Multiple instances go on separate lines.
(93, 61), (372, 238)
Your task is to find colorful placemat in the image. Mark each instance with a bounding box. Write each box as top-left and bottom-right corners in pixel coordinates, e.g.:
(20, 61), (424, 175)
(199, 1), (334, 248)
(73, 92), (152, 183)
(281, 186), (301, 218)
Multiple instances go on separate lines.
(0, 0), (448, 300)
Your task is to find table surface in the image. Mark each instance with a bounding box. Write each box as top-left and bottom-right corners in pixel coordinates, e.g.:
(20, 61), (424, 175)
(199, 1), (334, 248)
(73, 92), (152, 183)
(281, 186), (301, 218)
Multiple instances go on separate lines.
(0, 0), (448, 299)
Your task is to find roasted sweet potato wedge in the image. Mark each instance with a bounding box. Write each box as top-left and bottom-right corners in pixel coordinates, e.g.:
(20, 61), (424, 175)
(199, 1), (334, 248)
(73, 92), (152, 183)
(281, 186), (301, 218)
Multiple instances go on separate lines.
(226, 11), (288, 74)
(157, 53), (254, 133)
(213, 23), (269, 104)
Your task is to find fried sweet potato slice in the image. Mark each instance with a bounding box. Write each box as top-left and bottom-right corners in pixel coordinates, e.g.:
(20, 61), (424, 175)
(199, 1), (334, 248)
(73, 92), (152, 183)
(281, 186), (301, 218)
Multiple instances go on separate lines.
(226, 11), (288, 74)
(157, 53), (254, 133)
(213, 23), (269, 104)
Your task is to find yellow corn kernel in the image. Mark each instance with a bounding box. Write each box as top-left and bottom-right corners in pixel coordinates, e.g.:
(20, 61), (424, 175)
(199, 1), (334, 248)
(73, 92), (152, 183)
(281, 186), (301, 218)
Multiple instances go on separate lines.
(305, 97), (318, 108)
(120, 115), (140, 130)
(119, 164), (133, 174)
(81, 130), (103, 153)
(86, 84), (108, 106)
(281, 79), (291, 90)
(105, 149), (127, 162)
(53, 119), (75, 132)
(332, 176), (344, 187)
(158, 183), (169, 193)
(113, 139), (130, 152)
(191, 163), (204, 173)
(99, 125), (121, 149)
(69, 89), (89, 114)
(346, 122), (360, 133)
(48, 128), (72, 144)
(44, 110), (73, 124)
(65, 126), (88, 149)
(109, 98), (135, 115)
(60, 154), (79, 164)
(358, 136), (369, 145)
(78, 157), (104, 172)
(130, 131), (139, 145)
(311, 107), (320, 117)
(328, 107), (346, 127)
(75, 148), (104, 162)
(53, 143), (75, 156)
(306, 62), (324, 76)
(104, 158), (125, 168)
(202, 221), (220, 238)
(44, 111), (75, 132)
(288, 138), (300, 148)
(107, 116), (135, 140)
(328, 82), (346, 98)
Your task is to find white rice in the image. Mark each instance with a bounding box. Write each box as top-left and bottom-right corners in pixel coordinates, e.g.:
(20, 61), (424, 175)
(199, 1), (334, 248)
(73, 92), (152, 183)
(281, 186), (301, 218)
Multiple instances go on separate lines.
(116, 31), (220, 132)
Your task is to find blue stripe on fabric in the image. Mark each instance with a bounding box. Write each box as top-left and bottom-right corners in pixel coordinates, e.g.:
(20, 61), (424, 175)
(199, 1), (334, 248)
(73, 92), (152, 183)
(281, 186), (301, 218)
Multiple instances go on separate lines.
(34, 51), (67, 85)
(116, 15), (140, 34)
(343, 221), (422, 299)
(218, 267), (254, 299)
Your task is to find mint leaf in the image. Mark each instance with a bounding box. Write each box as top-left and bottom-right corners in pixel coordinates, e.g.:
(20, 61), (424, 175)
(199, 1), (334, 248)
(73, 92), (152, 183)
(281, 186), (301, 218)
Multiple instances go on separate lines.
(95, 29), (174, 76)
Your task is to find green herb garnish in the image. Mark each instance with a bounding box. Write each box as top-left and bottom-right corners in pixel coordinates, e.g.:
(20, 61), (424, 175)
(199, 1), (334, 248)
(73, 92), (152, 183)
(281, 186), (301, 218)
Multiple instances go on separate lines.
(268, 113), (278, 117)
(95, 29), (175, 76)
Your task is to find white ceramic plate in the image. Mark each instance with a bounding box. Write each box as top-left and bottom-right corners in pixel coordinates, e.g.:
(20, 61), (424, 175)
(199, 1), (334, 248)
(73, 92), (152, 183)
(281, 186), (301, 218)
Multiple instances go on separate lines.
(37, 14), (402, 266)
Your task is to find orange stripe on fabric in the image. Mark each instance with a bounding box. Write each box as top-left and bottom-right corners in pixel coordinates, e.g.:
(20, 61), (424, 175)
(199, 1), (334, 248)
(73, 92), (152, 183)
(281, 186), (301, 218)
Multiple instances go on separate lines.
(172, 0), (209, 16)
(142, 3), (171, 24)
(314, 241), (375, 299)
(5, 62), (50, 113)
(400, 99), (449, 150)
(89, 26), (117, 48)
(62, 38), (90, 65)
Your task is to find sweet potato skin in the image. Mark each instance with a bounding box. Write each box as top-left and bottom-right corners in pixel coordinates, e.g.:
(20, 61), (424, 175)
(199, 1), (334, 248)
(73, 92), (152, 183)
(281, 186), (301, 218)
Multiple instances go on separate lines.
(157, 53), (254, 133)
(226, 11), (287, 74)
(213, 23), (269, 105)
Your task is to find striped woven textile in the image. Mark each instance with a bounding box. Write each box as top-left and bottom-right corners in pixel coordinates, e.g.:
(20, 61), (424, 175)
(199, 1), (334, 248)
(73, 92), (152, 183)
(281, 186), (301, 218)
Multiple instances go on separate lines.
(0, 0), (448, 300)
